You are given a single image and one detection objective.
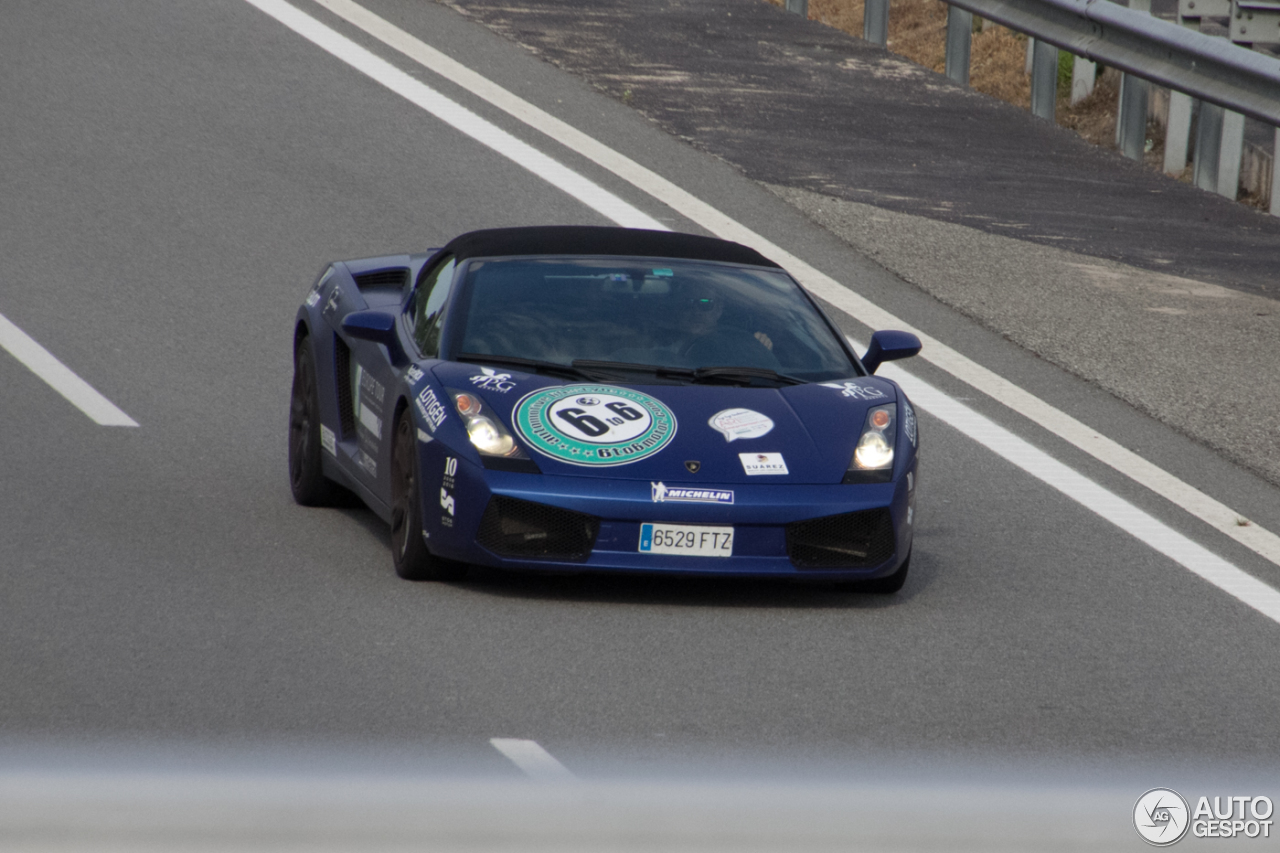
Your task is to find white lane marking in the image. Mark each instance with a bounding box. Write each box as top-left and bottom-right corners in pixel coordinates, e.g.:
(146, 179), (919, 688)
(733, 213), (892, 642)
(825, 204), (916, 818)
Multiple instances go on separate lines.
(880, 359), (1280, 624)
(0, 312), (138, 427)
(241, 0), (665, 232)
(248, 1), (1280, 622)
(307, 0), (1280, 573)
(489, 739), (575, 781)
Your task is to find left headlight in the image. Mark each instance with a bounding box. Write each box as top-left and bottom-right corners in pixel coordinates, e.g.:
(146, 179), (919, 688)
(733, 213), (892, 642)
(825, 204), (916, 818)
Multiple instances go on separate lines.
(844, 403), (896, 484)
(449, 391), (528, 458)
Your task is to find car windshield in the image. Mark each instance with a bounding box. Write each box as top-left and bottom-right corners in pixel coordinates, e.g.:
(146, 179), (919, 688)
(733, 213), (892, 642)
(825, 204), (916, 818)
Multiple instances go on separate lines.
(448, 256), (857, 384)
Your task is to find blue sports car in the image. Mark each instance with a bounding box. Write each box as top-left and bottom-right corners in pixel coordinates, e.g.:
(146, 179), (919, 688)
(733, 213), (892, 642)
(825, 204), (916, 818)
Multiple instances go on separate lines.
(289, 227), (922, 591)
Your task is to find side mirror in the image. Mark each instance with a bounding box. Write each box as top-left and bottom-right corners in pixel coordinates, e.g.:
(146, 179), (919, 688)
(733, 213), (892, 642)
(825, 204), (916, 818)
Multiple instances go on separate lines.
(862, 330), (922, 375)
(341, 310), (407, 365)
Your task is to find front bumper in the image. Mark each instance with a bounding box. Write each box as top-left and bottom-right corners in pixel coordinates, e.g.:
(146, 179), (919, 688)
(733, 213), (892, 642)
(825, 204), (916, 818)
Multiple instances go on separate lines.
(426, 465), (917, 581)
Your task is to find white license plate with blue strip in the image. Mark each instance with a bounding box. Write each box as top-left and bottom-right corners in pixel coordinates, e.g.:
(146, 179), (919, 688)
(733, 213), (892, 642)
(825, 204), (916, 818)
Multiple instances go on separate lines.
(638, 523), (734, 557)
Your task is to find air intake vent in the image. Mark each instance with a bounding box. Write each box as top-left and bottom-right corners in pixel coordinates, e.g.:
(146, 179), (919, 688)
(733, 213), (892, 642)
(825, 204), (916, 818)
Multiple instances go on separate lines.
(477, 496), (599, 562)
(354, 268), (409, 291)
(333, 336), (355, 438)
(786, 508), (895, 569)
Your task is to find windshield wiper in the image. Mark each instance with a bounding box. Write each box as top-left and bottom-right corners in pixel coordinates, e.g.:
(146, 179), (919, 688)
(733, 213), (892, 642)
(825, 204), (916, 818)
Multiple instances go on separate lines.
(691, 366), (806, 386)
(455, 353), (601, 381)
(570, 359), (697, 380)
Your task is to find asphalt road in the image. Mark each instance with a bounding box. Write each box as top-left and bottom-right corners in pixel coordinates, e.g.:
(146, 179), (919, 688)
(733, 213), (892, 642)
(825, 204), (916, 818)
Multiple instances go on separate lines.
(3, 0), (1280, 846)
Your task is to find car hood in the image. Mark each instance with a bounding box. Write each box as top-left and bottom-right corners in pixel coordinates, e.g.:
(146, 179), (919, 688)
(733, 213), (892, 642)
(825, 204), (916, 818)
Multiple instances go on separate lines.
(434, 362), (897, 485)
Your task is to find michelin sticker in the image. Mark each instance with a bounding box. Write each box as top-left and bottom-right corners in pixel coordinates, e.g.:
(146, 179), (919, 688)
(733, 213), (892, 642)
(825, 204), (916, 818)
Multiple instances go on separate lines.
(405, 365), (425, 384)
(470, 367), (516, 393)
(415, 387), (448, 432)
(708, 408), (774, 442)
(903, 396), (917, 447)
(820, 380), (887, 401)
(739, 452), (788, 476)
(320, 424), (336, 456)
(651, 482), (734, 505)
(305, 290), (321, 308)
(513, 384), (676, 467)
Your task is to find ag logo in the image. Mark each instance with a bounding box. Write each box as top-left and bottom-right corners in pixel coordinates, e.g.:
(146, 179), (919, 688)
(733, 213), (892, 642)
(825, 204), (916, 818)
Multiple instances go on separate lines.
(513, 384), (676, 466)
(1134, 788), (1190, 846)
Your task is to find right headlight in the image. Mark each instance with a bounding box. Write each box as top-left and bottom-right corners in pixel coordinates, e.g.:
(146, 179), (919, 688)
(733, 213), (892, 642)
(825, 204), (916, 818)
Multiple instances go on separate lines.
(844, 403), (896, 484)
(449, 391), (528, 458)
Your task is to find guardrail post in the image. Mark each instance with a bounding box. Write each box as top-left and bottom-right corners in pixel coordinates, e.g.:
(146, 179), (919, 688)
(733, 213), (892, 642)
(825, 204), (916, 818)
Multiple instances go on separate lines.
(1194, 101), (1225, 190)
(1030, 38), (1058, 120)
(1070, 55), (1096, 104)
(1116, 74), (1150, 160)
(1164, 91), (1194, 173)
(1217, 109), (1245, 197)
(785, 0), (809, 15)
(1271, 128), (1280, 215)
(1115, 0), (1152, 161)
(945, 6), (973, 85)
(864, 0), (890, 46)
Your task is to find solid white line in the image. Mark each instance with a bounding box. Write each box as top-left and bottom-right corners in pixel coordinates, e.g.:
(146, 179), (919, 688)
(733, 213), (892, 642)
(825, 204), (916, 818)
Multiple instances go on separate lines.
(879, 360), (1280, 624)
(0, 312), (138, 427)
(489, 739), (576, 781)
(244, 0), (1280, 625)
(305, 0), (1280, 573)
(241, 0), (665, 232)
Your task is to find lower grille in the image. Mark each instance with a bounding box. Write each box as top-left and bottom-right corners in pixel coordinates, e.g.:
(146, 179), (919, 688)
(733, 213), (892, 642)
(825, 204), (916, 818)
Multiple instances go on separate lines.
(477, 496), (599, 561)
(333, 336), (356, 437)
(786, 508), (895, 569)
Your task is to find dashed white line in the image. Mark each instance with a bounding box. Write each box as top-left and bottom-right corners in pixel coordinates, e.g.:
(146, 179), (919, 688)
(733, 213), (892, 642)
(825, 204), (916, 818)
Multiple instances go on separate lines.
(0, 312), (137, 427)
(490, 739), (576, 781)
(244, 0), (1280, 625)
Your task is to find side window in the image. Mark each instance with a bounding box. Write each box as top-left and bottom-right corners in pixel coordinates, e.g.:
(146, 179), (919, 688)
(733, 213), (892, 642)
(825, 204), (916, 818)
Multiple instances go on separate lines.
(412, 257), (457, 357)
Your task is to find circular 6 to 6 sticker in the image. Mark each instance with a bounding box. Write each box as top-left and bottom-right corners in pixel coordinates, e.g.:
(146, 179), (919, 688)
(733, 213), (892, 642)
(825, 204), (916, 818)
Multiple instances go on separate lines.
(513, 384), (677, 466)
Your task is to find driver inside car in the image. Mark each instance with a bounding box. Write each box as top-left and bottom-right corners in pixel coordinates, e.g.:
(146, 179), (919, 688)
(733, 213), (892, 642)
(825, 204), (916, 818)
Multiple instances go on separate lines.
(671, 290), (780, 370)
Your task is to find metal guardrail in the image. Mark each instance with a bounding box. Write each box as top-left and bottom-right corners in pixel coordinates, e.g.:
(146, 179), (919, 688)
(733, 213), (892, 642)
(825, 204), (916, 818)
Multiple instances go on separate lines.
(786, 0), (1280, 213)
(943, 0), (1280, 126)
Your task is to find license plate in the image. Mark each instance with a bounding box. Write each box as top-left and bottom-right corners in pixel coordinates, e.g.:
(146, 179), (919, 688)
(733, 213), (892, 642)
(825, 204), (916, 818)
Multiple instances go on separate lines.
(638, 523), (734, 557)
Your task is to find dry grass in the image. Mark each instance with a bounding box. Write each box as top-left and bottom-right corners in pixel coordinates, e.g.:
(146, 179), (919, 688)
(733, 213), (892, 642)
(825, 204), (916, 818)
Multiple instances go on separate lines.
(768, 0), (1122, 146)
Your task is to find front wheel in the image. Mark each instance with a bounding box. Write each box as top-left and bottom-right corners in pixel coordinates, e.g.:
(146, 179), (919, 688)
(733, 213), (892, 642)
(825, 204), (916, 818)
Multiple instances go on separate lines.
(390, 411), (466, 581)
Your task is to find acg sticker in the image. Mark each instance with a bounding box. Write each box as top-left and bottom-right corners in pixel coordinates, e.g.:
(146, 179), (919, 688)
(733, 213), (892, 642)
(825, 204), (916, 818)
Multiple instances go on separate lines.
(513, 384), (676, 467)
(820, 380), (887, 400)
(739, 452), (788, 476)
(470, 367), (516, 393)
(708, 408), (774, 442)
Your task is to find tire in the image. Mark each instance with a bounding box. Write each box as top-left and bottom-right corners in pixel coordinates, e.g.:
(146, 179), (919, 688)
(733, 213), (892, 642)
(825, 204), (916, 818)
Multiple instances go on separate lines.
(289, 338), (345, 507)
(390, 410), (466, 581)
(851, 550), (910, 594)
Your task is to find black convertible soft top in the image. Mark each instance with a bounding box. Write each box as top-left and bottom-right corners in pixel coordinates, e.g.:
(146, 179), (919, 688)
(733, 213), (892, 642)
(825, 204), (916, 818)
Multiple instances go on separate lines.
(438, 226), (782, 269)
